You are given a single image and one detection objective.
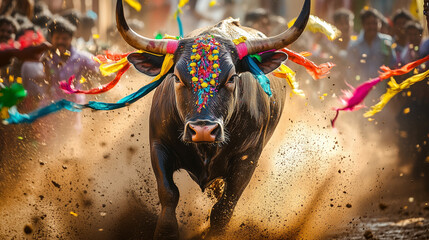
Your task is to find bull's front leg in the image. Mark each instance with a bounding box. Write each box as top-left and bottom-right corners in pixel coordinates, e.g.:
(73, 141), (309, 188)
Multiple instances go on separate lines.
(206, 152), (260, 238)
(151, 142), (180, 240)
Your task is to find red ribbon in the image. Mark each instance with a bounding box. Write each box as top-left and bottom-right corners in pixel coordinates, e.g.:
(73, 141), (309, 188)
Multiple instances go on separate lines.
(60, 63), (131, 94)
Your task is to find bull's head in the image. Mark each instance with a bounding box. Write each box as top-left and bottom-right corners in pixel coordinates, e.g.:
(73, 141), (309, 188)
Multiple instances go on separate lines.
(117, 0), (310, 144)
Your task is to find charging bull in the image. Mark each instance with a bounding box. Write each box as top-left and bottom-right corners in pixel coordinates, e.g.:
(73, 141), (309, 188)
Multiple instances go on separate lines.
(116, 0), (310, 239)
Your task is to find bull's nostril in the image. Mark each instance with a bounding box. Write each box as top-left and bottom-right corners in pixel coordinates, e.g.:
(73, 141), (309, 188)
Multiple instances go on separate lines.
(188, 125), (197, 136)
(186, 122), (222, 142)
(210, 124), (220, 136)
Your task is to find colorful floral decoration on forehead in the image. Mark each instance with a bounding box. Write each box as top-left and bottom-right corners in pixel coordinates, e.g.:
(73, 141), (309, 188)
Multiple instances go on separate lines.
(188, 35), (221, 112)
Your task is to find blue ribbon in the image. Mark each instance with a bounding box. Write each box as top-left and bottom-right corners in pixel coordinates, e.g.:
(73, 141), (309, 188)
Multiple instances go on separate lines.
(4, 75), (166, 124)
(176, 15), (184, 38)
(245, 56), (272, 97)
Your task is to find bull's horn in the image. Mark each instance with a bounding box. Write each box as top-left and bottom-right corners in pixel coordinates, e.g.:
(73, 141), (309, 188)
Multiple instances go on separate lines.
(116, 0), (178, 54)
(244, 0), (310, 56)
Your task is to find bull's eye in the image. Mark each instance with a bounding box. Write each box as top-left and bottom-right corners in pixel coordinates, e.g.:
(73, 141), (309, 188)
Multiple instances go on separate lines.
(173, 75), (181, 84)
(227, 74), (239, 84)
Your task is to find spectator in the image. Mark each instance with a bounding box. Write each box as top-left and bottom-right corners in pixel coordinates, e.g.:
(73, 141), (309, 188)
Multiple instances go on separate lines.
(43, 17), (100, 102)
(419, 0), (429, 71)
(0, 16), (19, 44)
(396, 1), (429, 185)
(60, 9), (81, 28)
(347, 8), (395, 82)
(333, 8), (354, 50)
(0, 16), (21, 89)
(403, 21), (423, 64)
(391, 9), (415, 67)
(75, 13), (97, 54)
(379, 13), (392, 36)
(243, 8), (271, 36)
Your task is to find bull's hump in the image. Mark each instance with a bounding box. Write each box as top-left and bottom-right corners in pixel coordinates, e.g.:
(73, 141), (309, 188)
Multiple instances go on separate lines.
(186, 18), (267, 40)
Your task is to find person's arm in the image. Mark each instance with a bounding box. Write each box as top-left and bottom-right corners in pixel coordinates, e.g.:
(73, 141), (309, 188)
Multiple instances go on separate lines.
(0, 42), (51, 67)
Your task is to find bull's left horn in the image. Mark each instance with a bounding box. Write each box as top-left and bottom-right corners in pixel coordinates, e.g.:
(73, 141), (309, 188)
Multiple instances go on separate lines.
(116, 0), (178, 54)
(243, 0), (310, 56)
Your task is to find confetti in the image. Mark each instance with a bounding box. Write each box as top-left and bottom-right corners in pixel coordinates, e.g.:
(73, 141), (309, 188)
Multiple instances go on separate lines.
(403, 107), (410, 114)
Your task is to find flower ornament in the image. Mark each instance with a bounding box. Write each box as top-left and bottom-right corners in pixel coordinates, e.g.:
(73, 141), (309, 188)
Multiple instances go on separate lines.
(188, 35), (222, 112)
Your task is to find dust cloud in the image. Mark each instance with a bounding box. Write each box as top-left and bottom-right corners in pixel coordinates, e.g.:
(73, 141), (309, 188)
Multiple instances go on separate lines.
(0, 70), (399, 239)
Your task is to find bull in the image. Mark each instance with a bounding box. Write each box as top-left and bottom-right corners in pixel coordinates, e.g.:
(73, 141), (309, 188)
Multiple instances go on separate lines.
(116, 0), (310, 239)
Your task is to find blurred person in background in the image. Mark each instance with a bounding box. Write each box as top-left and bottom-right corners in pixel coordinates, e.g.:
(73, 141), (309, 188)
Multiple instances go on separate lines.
(60, 9), (81, 28)
(419, 0), (429, 71)
(44, 17), (100, 103)
(45, 17), (100, 130)
(347, 8), (395, 83)
(379, 12), (392, 36)
(269, 15), (287, 36)
(403, 21), (423, 64)
(75, 12), (98, 54)
(0, 0), (34, 20)
(0, 16), (19, 44)
(243, 8), (271, 36)
(391, 9), (415, 67)
(333, 8), (355, 51)
(105, 18), (144, 52)
(395, 0), (429, 188)
(0, 16), (20, 89)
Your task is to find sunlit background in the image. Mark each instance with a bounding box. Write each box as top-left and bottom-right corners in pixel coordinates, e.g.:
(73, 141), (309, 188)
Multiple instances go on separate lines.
(0, 0), (428, 239)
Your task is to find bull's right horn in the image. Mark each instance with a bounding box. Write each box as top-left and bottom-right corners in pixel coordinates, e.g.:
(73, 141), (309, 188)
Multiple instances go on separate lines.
(116, 0), (178, 54)
(239, 0), (310, 58)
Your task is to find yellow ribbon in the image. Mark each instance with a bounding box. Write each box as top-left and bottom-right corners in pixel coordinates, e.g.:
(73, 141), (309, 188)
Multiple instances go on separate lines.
(150, 53), (175, 83)
(288, 15), (341, 41)
(364, 69), (429, 117)
(99, 57), (129, 76)
(273, 64), (305, 97)
(125, 0), (142, 12)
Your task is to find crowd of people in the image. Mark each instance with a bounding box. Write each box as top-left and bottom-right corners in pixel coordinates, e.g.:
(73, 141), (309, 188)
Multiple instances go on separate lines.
(0, 1), (428, 181)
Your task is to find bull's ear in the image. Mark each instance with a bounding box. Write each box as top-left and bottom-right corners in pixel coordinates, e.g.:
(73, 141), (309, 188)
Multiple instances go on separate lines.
(127, 52), (165, 76)
(239, 52), (288, 74)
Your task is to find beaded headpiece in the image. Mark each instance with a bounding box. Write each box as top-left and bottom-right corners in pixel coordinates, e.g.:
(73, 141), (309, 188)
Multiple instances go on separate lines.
(188, 35), (221, 112)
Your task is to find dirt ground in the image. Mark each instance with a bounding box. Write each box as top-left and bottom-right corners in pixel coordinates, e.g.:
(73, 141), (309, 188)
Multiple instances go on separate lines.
(325, 175), (429, 240)
(1, 70), (428, 240)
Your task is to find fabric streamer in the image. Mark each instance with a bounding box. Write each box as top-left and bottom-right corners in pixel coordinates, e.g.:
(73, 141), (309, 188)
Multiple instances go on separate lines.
(331, 78), (381, 127)
(245, 56), (272, 97)
(378, 55), (429, 80)
(4, 54), (175, 124)
(331, 55), (429, 127)
(125, 0), (142, 12)
(209, 0), (217, 7)
(288, 15), (341, 41)
(60, 51), (134, 94)
(176, 14), (184, 38)
(4, 100), (83, 124)
(280, 48), (335, 80)
(93, 51), (133, 76)
(273, 64), (305, 97)
(364, 70), (429, 118)
(60, 63), (131, 94)
(174, 0), (188, 38)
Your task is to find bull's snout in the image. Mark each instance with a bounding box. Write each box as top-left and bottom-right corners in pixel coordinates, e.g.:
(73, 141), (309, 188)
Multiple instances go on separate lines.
(184, 120), (224, 143)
